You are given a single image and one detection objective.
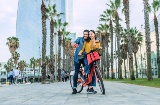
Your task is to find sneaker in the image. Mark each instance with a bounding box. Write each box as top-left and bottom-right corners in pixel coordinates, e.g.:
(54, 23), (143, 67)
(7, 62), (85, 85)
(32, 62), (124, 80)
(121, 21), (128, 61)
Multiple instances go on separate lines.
(72, 88), (77, 94)
(88, 88), (97, 94)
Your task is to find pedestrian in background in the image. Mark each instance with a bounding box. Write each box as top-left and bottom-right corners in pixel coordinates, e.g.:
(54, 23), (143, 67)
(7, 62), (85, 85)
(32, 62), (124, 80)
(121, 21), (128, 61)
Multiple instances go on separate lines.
(9, 69), (14, 84)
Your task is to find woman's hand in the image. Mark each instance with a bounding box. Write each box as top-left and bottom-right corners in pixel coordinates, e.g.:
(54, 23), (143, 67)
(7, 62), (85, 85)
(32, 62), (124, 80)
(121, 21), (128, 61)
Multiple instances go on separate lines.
(99, 46), (102, 49)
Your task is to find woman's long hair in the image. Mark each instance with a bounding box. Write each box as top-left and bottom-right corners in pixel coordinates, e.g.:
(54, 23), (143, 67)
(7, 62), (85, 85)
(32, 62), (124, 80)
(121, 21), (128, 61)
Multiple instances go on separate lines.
(90, 30), (97, 40)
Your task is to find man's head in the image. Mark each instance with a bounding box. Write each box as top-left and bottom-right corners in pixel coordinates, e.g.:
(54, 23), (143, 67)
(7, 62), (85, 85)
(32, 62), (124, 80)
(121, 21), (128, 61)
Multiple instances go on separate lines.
(83, 29), (91, 42)
(83, 30), (89, 39)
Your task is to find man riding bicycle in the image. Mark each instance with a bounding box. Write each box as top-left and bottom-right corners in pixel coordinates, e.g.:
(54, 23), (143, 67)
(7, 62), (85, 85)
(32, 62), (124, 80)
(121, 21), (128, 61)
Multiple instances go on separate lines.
(71, 30), (100, 94)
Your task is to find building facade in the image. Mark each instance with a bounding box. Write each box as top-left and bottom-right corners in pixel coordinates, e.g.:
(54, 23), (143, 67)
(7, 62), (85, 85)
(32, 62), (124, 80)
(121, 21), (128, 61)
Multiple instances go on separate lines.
(16, 0), (73, 63)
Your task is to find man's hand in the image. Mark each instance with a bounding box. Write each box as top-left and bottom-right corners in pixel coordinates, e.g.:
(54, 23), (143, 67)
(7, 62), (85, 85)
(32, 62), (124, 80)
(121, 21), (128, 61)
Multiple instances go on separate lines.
(71, 42), (76, 48)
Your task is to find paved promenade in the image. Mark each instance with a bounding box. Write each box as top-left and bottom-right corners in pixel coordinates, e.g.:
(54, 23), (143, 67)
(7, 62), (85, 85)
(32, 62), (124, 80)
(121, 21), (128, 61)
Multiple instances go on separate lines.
(0, 81), (160, 105)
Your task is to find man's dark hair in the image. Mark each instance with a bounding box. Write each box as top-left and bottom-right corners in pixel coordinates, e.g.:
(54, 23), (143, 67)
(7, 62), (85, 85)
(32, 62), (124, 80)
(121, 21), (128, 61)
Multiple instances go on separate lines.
(83, 29), (90, 42)
(83, 29), (89, 33)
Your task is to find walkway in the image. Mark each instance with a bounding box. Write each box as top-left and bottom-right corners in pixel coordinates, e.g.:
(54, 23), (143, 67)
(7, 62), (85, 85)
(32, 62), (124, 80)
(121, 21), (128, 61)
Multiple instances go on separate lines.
(0, 81), (160, 105)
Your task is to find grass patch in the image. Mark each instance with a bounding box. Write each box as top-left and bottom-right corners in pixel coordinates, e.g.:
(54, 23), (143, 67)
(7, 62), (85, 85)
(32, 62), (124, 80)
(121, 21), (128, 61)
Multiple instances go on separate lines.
(106, 78), (160, 88)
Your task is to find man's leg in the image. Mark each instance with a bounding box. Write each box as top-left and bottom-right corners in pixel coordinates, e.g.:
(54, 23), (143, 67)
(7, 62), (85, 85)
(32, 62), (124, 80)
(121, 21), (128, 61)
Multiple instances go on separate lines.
(73, 61), (81, 88)
(72, 61), (81, 94)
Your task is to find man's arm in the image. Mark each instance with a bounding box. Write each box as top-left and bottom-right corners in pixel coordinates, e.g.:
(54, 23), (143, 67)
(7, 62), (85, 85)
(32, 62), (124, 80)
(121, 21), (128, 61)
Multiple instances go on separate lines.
(71, 37), (80, 48)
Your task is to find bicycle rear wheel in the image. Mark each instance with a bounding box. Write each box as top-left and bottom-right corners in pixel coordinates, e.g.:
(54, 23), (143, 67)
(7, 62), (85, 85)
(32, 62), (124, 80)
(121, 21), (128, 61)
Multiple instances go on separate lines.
(69, 71), (83, 93)
(95, 68), (105, 94)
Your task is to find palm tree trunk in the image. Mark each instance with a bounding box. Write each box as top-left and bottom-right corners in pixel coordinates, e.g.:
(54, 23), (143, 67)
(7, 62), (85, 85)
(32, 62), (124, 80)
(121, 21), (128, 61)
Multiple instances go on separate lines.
(110, 20), (114, 79)
(115, 12), (122, 79)
(143, 0), (153, 81)
(38, 65), (40, 82)
(50, 18), (54, 82)
(58, 31), (62, 82)
(134, 52), (138, 78)
(63, 37), (65, 69)
(124, 59), (127, 78)
(33, 67), (35, 83)
(154, 14), (160, 78)
(107, 44), (109, 79)
(41, 0), (47, 84)
(123, 0), (135, 80)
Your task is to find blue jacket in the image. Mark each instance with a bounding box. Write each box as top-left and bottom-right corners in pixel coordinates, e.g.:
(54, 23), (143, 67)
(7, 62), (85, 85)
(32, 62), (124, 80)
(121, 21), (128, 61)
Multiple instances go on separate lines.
(74, 37), (84, 63)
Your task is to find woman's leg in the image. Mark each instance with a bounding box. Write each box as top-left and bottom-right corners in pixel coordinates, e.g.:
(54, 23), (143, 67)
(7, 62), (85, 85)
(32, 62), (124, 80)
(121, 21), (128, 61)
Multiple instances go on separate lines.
(84, 58), (90, 74)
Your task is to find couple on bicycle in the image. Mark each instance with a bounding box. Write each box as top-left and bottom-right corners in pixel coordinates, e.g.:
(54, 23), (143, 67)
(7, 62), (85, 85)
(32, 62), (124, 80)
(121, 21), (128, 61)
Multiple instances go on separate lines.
(71, 29), (102, 94)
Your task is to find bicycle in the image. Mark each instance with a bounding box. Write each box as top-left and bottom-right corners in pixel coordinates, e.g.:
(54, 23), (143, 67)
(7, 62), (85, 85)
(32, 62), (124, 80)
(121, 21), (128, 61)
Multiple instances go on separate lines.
(70, 49), (105, 94)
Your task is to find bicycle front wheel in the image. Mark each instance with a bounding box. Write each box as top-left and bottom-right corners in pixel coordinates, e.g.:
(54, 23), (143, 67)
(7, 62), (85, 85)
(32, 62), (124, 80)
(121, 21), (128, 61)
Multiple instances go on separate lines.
(95, 68), (105, 94)
(69, 71), (83, 93)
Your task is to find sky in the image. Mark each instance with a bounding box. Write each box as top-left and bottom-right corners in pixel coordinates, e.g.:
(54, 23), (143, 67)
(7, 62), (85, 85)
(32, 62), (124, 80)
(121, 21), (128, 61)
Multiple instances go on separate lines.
(0, 0), (155, 62)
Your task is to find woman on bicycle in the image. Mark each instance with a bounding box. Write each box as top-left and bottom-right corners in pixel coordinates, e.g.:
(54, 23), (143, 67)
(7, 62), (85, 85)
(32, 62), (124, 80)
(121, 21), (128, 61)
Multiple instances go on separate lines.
(78, 30), (101, 93)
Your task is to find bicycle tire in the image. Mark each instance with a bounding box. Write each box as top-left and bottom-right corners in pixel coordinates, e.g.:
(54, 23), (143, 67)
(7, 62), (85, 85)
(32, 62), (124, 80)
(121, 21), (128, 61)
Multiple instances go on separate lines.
(69, 72), (83, 93)
(95, 68), (105, 94)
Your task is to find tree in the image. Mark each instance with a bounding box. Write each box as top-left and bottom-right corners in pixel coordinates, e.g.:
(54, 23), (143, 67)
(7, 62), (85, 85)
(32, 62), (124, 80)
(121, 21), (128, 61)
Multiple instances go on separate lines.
(130, 28), (143, 78)
(30, 57), (37, 83)
(62, 28), (70, 69)
(41, 0), (47, 84)
(100, 9), (114, 79)
(151, 0), (160, 78)
(107, 0), (122, 79)
(143, 0), (153, 81)
(12, 51), (20, 67)
(46, 4), (57, 80)
(123, 0), (135, 80)
(0, 63), (2, 68)
(97, 24), (110, 78)
(57, 16), (68, 81)
(6, 37), (19, 53)
(36, 58), (42, 82)
(120, 29), (128, 78)
(18, 60), (27, 80)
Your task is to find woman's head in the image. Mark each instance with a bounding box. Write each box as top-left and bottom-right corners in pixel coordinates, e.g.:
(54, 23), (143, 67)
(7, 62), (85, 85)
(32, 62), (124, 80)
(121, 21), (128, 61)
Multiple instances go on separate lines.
(89, 30), (96, 40)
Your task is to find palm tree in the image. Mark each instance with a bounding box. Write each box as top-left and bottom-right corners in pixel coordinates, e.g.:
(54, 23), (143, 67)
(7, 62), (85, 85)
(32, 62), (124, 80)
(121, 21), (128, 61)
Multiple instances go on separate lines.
(46, 4), (57, 80)
(41, 0), (47, 84)
(0, 63), (2, 68)
(57, 16), (68, 81)
(36, 58), (41, 82)
(18, 60), (26, 80)
(6, 37), (19, 53)
(123, 0), (135, 80)
(151, 0), (160, 78)
(107, 0), (122, 79)
(120, 44), (128, 78)
(130, 28), (143, 78)
(30, 57), (37, 83)
(120, 29), (128, 78)
(97, 24), (110, 79)
(4, 64), (9, 73)
(62, 29), (70, 69)
(45, 55), (50, 77)
(100, 9), (114, 79)
(12, 51), (20, 67)
(64, 38), (73, 70)
(143, 0), (153, 81)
